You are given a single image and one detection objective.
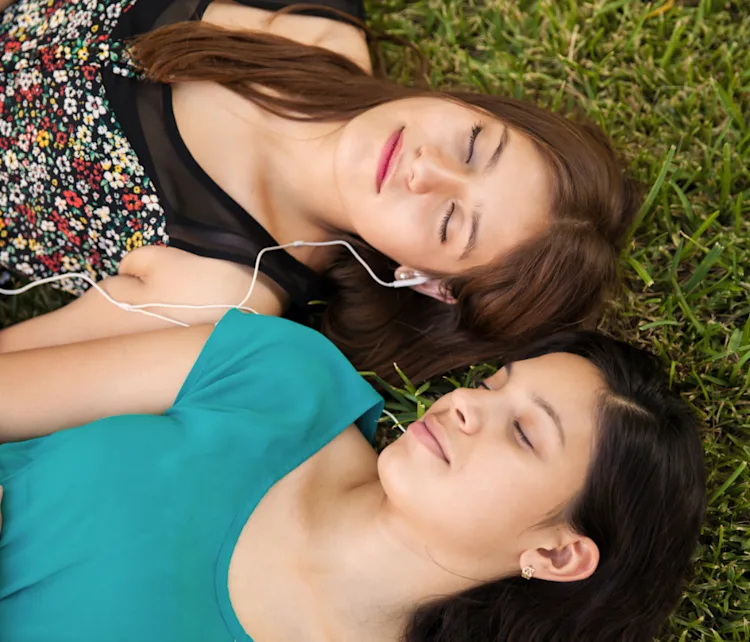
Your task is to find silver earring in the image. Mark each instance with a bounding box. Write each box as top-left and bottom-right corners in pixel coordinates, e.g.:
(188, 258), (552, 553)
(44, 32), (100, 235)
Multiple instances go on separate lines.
(521, 566), (535, 580)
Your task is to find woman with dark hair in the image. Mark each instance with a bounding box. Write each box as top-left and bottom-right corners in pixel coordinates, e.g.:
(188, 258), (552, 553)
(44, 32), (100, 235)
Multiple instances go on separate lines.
(0, 0), (640, 384)
(0, 312), (705, 641)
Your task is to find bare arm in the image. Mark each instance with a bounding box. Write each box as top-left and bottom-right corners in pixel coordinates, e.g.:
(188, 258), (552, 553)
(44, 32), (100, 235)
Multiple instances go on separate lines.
(0, 245), (284, 353)
(0, 324), (214, 443)
(0, 0), (15, 12)
(206, 2), (372, 73)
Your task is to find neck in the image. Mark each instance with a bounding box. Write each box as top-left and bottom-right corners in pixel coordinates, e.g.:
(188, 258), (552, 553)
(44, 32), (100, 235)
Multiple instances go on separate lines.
(303, 481), (475, 642)
(258, 114), (355, 240)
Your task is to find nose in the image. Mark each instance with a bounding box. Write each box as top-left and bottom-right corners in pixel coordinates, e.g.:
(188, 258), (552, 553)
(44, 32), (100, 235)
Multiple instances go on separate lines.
(408, 145), (468, 195)
(448, 388), (481, 436)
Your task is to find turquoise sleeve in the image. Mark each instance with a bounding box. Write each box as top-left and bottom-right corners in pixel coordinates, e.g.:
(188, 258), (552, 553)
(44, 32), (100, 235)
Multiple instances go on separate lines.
(168, 311), (384, 442)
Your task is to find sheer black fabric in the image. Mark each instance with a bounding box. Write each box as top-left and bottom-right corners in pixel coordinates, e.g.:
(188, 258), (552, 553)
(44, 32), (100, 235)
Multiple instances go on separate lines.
(102, 0), (365, 309)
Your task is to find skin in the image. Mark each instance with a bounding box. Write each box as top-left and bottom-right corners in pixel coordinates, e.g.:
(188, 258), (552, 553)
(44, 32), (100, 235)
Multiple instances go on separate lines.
(376, 353), (602, 586)
(333, 97), (552, 277)
(0, 325), (603, 641)
(0, 1), (552, 350)
(200, 3), (553, 279)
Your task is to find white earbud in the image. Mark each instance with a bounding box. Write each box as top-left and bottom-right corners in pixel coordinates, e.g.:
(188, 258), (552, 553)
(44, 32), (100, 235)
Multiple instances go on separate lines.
(391, 272), (430, 288)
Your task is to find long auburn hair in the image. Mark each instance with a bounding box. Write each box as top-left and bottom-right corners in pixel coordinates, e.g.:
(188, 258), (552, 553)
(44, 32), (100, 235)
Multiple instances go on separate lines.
(404, 332), (706, 642)
(132, 11), (642, 385)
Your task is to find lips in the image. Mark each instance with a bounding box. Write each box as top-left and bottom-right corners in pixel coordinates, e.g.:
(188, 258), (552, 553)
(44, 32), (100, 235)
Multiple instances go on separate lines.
(376, 126), (404, 193)
(408, 416), (450, 463)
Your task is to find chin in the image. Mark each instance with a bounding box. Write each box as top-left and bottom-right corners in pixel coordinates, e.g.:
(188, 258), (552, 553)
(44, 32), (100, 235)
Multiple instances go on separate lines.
(376, 441), (415, 497)
(376, 441), (398, 479)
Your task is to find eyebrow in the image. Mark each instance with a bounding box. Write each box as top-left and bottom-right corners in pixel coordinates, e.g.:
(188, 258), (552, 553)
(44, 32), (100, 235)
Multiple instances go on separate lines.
(459, 210), (481, 260)
(506, 363), (566, 448)
(531, 393), (566, 447)
(460, 127), (509, 261)
(484, 125), (510, 176)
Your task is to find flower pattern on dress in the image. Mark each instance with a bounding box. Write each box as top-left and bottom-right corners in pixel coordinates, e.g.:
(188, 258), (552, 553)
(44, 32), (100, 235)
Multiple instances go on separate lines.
(0, 0), (168, 295)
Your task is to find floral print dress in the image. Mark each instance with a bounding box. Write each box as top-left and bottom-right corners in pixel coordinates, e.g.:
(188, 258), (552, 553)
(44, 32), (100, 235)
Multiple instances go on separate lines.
(0, 0), (170, 294)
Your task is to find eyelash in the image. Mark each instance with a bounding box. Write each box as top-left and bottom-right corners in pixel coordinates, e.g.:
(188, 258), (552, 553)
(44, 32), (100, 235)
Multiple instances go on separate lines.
(479, 382), (533, 450)
(440, 124), (483, 244)
(514, 420), (533, 450)
(466, 123), (483, 164)
(440, 203), (455, 243)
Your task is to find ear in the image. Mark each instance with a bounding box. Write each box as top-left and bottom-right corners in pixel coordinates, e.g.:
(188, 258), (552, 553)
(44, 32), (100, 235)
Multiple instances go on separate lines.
(519, 531), (600, 583)
(411, 278), (457, 304)
(394, 266), (456, 304)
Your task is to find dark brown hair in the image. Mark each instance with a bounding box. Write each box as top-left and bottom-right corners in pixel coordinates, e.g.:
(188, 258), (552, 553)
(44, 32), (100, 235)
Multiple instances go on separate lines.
(404, 332), (706, 641)
(132, 14), (641, 385)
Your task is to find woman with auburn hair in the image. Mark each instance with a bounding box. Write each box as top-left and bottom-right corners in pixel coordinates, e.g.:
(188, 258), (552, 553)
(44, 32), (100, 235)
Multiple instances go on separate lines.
(0, 313), (705, 641)
(0, 0), (639, 382)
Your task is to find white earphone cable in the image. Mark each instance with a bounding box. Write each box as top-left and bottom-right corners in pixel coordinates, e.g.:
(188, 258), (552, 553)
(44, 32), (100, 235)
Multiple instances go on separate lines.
(2, 248), (417, 435)
(0, 239), (429, 328)
(0, 272), (193, 328)
(380, 408), (407, 433)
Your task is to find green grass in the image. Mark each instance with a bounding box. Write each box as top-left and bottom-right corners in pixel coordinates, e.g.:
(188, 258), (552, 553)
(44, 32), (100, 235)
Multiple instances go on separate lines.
(1, 0), (748, 639)
(364, 1), (749, 640)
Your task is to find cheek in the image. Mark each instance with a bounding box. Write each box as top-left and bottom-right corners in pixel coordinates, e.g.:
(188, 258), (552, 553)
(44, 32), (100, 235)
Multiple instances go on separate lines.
(351, 203), (430, 265)
(380, 444), (527, 548)
(427, 456), (579, 552)
(334, 120), (378, 197)
(438, 462), (530, 539)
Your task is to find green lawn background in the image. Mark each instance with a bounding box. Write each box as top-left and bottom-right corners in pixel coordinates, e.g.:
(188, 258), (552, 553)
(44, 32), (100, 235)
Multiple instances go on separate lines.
(0, 0), (747, 639)
(365, 1), (749, 639)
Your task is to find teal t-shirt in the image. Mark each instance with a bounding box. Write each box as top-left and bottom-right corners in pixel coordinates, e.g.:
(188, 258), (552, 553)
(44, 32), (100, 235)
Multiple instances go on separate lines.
(0, 311), (384, 641)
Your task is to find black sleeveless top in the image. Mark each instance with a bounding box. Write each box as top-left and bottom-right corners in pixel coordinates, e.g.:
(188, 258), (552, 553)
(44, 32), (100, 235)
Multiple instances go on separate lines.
(103, 0), (366, 311)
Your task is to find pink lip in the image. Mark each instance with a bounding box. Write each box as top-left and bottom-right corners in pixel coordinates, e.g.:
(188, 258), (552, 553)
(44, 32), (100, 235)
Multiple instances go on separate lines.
(376, 126), (404, 193)
(408, 417), (449, 463)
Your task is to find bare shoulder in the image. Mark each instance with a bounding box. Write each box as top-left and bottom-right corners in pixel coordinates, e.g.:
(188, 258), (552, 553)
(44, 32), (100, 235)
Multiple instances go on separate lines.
(204, 1), (373, 74)
(226, 422), (377, 642)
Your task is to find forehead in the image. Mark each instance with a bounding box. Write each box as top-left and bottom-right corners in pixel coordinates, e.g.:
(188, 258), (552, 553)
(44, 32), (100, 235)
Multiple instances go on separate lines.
(467, 125), (554, 268)
(479, 131), (551, 228)
(489, 352), (604, 437)
(502, 351), (603, 394)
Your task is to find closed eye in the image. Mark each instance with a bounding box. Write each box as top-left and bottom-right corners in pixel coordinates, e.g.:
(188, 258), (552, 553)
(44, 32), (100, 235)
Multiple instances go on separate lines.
(514, 420), (534, 450)
(440, 202), (455, 243)
(479, 382), (534, 450)
(466, 124), (483, 163)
